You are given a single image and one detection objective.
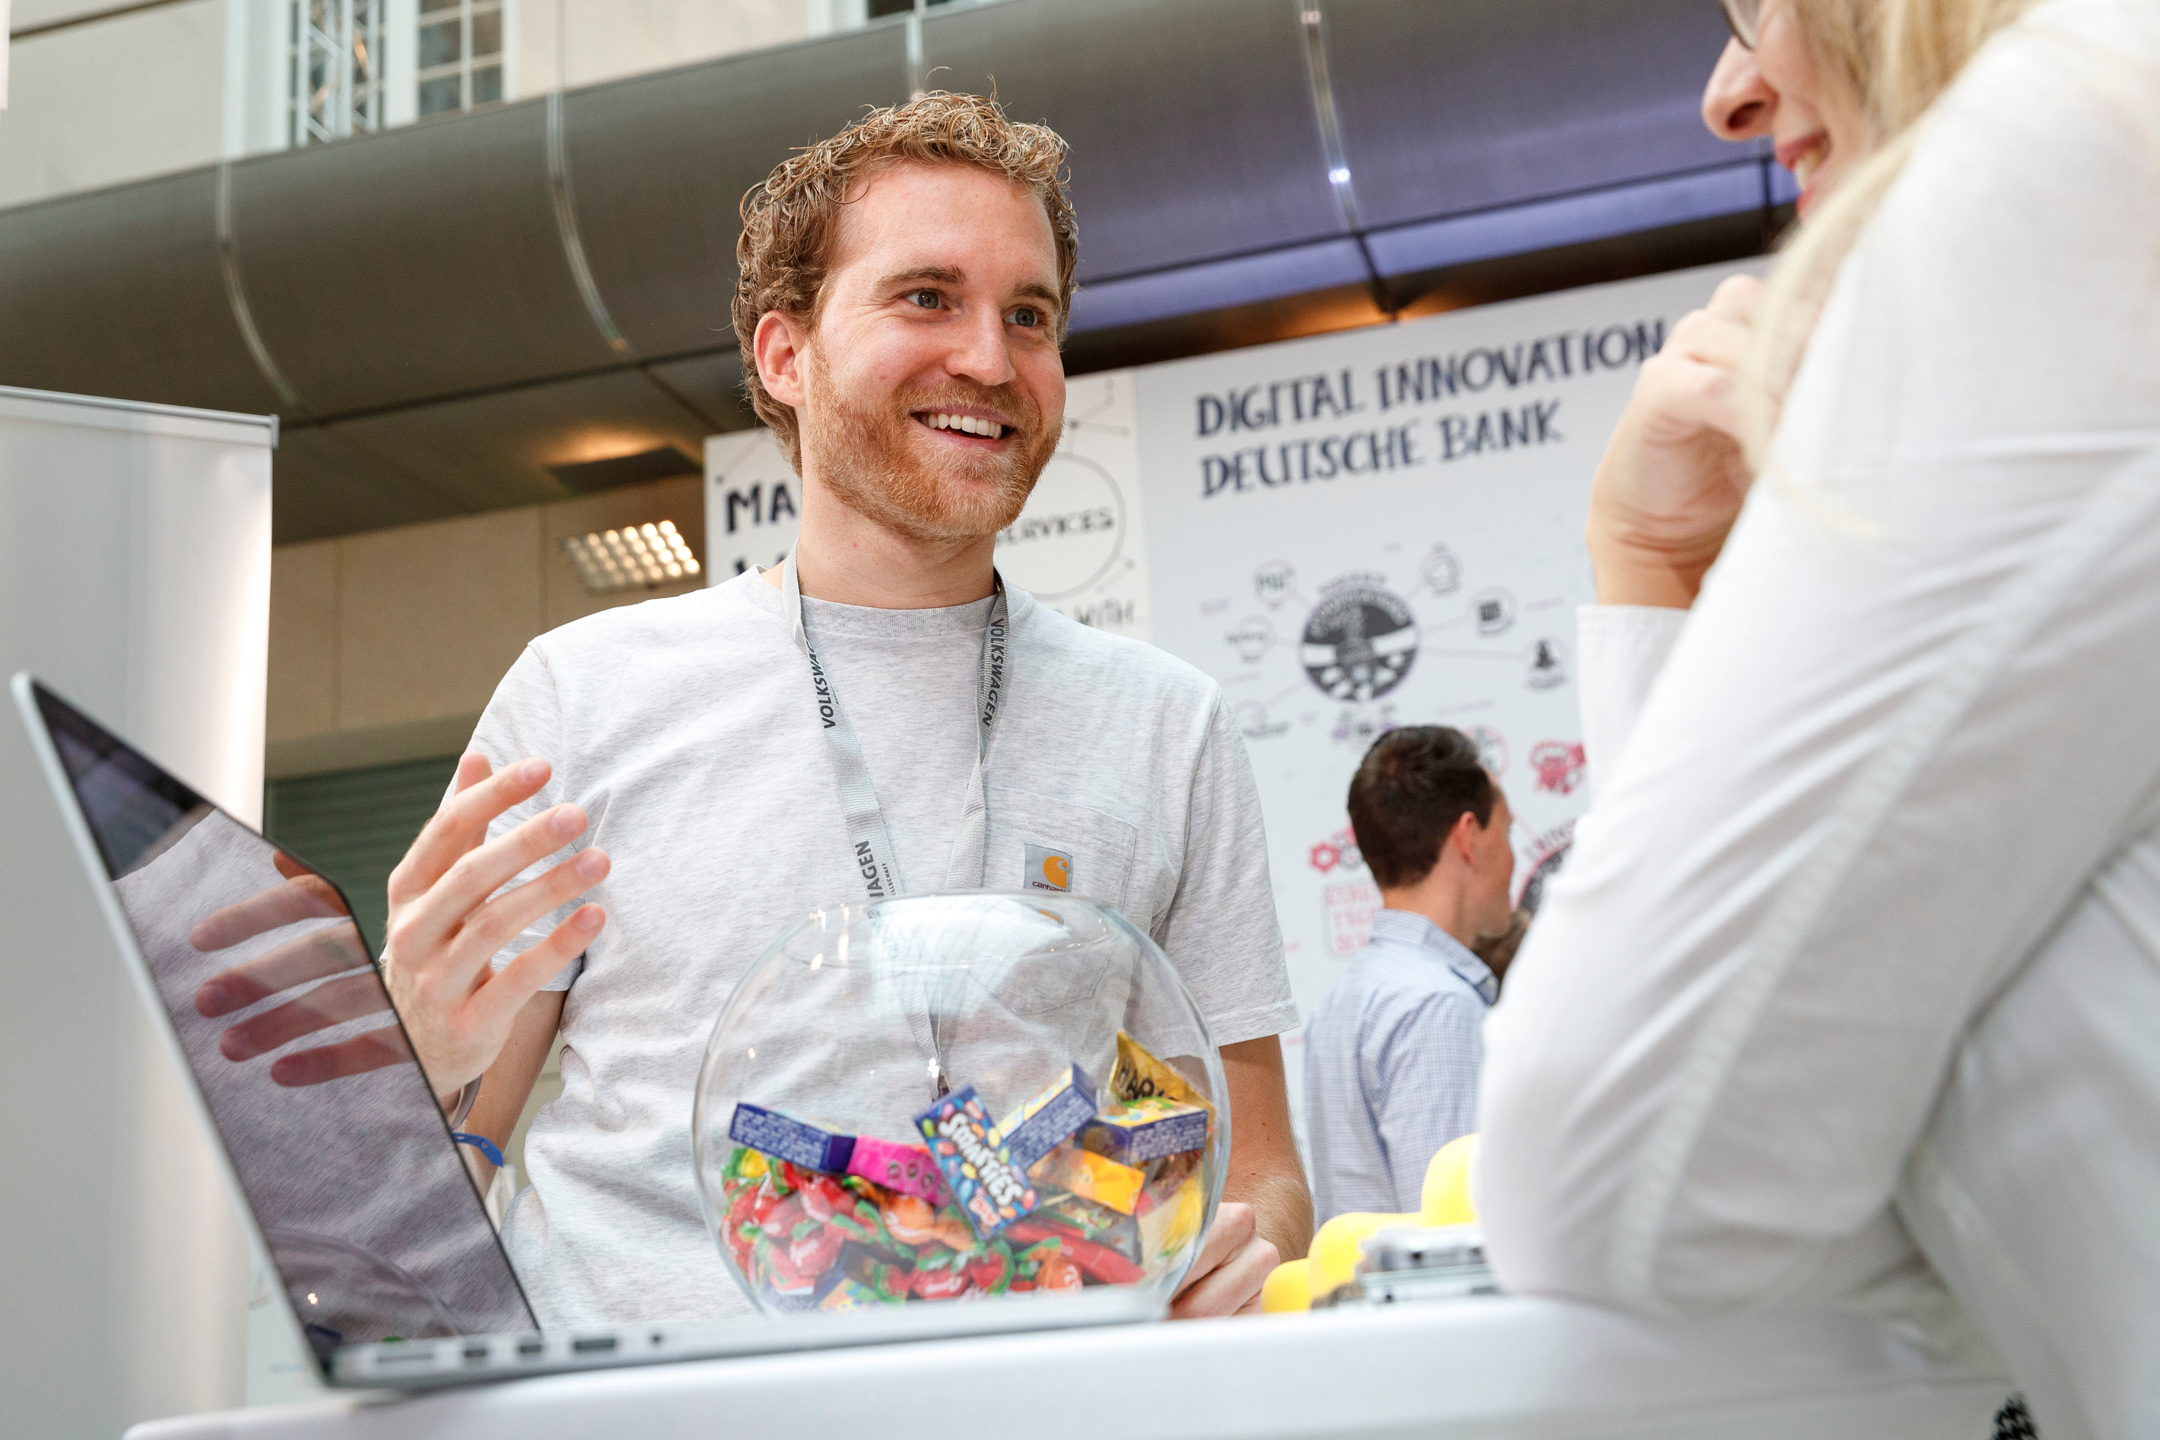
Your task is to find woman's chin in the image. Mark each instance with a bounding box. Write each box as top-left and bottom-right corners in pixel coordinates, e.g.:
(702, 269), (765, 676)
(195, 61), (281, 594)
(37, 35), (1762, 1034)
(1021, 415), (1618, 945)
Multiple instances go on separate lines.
(1793, 163), (1848, 219)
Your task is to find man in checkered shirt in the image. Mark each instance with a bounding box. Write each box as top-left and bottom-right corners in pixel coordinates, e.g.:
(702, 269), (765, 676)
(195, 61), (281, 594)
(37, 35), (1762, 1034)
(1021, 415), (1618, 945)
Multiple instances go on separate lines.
(1304, 726), (1519, 1221)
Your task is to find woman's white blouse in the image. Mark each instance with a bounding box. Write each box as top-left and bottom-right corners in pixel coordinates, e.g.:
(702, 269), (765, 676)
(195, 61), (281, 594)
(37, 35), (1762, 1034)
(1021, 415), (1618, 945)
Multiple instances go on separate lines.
(1475, 4), (2160, 1437)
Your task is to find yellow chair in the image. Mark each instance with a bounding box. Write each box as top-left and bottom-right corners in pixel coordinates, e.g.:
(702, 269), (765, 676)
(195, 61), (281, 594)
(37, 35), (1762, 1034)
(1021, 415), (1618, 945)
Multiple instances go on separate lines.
(1261, 1133), (1479, 1313)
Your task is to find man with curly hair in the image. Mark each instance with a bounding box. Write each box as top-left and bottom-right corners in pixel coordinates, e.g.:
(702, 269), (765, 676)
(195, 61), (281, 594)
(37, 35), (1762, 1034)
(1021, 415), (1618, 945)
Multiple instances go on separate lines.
(360, 92), (1310, 1324)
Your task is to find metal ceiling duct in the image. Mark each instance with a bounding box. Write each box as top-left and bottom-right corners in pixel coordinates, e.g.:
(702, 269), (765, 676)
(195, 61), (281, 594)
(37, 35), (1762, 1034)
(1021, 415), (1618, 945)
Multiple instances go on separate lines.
(0, 0), (1781, 544)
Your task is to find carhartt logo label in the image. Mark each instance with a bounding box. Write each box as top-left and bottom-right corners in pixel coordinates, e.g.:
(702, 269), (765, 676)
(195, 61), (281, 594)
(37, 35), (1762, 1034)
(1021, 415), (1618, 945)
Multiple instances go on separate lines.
(1025, 845), (1072, 893)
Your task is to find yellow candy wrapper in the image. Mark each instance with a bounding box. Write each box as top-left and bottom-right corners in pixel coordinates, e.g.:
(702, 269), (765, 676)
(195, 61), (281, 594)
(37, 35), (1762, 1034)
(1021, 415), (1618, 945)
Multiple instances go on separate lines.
(1111, 1032), (1214, 1125)
(1029, 1140), (1145, 1215)
(1138, 1173), (1205, 1262)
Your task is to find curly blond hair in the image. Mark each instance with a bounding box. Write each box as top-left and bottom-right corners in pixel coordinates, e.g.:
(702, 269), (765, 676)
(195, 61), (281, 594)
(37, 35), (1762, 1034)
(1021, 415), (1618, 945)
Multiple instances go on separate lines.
(732, 91), (1079, 469)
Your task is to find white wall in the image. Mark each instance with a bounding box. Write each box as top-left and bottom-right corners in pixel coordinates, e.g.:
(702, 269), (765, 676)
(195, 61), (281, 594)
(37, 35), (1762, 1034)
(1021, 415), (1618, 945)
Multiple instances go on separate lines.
(516, 0), (809, 96)
(0, 386), (274, 1437)
(2, 0), (832, 212)
(0, 0), (226, 209)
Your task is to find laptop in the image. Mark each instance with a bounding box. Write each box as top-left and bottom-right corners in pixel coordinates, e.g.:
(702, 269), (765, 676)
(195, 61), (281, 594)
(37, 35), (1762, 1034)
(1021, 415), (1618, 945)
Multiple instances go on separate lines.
(11, 674), (1157, 1391)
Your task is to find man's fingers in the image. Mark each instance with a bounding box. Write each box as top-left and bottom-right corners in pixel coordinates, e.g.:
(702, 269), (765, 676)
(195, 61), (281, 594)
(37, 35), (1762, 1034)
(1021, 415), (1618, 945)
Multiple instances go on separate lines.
(469, 905), (605, 1033)
(1166, 1202), (1275, 1318)
(455, 847), (610, 964)
(190, 873), (349, 952)
(196, 921), (372, 1017)
(268, 1023), (415, 1087)
(386, 755), (549, 907)
(217, 971), (395, 1062)
(452, 751), (493, 795)
(390, 803), (593, 966)
(1169, 1232), (1280, 1320)
(1172, 1201), (1256, 1298)
(447, 753), (496, 865)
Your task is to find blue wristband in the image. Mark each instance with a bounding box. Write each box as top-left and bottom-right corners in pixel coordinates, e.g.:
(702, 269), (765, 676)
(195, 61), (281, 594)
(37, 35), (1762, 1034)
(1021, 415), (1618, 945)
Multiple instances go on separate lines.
(453, 1132), (505, 1168)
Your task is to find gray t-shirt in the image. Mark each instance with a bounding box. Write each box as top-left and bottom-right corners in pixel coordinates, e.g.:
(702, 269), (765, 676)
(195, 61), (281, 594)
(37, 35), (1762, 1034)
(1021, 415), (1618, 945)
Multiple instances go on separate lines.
(468, 569), (1296, 1325)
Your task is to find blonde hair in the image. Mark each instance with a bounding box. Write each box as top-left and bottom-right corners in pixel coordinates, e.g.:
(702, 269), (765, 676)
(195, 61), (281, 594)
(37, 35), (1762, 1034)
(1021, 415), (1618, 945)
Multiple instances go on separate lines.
(732, 91), (1079, 470)
(1743, 0), (2043, 459)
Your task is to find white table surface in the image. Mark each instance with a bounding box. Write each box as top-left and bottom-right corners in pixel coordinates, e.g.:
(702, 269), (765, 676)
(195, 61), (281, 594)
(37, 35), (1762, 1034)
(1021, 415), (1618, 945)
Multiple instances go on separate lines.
(129, 1296), (2010, 1440)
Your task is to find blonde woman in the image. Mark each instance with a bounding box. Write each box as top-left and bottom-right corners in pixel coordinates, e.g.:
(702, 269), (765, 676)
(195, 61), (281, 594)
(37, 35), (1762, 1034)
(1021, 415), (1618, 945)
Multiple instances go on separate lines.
(1476, 2), (2160, 1436)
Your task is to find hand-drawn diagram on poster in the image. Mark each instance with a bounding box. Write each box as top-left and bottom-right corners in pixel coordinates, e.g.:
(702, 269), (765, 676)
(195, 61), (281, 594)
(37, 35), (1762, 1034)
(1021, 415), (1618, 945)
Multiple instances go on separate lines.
(1137, 260), (1762, 1022)
(1214, 547), (1585, 972)
(705, 376), (1151, 640)
(994, 371), (1152, 641)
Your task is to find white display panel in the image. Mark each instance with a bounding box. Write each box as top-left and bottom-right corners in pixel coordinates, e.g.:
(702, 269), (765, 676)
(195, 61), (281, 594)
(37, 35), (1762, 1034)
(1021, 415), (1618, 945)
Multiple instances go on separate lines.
(705, 430), (804, 581)
(994, 368), (1153, 641)
(0, 385), (274, 1436)
(1136, 262), (1760, 1020)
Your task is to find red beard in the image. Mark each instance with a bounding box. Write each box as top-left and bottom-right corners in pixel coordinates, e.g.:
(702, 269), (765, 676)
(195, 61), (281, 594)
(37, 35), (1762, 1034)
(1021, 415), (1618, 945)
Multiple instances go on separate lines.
(798, 355), (1059, 544)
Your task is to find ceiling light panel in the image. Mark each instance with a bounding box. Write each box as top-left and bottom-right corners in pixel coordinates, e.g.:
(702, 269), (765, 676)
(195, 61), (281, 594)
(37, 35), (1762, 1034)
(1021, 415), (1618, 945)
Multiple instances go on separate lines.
(559, 519), (701, 594)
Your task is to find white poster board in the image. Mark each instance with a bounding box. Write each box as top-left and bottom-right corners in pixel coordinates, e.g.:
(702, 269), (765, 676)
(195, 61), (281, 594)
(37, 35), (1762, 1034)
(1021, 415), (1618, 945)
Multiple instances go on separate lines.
(993, 369), (1152, 641)
(1137, 261), (1758, 1024)
(705, 430), (802, 580)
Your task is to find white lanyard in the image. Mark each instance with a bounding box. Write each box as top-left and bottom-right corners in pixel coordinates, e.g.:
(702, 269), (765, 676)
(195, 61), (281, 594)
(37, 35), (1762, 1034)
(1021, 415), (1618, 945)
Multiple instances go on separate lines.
(781, 549), (1009, 901)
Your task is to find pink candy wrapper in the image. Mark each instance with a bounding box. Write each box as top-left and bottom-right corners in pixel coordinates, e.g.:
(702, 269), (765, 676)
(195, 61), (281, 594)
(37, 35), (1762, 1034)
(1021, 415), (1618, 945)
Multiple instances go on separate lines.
(844, 1135), (944, 1202)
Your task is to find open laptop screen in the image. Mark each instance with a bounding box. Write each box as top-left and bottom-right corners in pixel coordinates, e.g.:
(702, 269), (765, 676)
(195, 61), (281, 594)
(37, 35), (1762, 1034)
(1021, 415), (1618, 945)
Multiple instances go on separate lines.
(31, 682), (534, 1360)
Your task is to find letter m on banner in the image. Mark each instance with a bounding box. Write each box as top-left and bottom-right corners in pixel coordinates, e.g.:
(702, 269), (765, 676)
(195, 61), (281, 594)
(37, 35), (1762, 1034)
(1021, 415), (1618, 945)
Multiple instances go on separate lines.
(705, 431), (803, 582)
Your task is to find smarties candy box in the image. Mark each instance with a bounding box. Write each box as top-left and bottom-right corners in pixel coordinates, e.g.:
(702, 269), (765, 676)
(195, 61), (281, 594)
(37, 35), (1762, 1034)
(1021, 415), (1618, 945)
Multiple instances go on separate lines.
(916, 1086), (1039, 1238)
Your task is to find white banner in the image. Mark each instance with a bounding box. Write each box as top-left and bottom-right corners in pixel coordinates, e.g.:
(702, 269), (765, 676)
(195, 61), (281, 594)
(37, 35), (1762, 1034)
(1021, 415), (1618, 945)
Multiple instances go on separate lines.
(1138, 260), (1758, 1021)
(992, 368), (1152, 641)
(705, 430), (802, 581)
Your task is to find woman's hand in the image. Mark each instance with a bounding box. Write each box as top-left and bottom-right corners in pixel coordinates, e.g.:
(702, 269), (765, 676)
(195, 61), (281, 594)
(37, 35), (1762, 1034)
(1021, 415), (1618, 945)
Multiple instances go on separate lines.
(1587, 274), (1763, 609)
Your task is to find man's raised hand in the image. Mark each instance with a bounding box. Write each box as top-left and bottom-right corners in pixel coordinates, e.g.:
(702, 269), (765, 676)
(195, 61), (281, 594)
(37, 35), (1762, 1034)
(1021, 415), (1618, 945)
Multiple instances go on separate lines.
(380, 753), (608, 1107)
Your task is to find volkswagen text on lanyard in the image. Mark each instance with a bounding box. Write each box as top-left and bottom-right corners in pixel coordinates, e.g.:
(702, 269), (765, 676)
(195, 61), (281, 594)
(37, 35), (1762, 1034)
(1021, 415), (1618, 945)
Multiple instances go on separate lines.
(781, 549), (1008, 900)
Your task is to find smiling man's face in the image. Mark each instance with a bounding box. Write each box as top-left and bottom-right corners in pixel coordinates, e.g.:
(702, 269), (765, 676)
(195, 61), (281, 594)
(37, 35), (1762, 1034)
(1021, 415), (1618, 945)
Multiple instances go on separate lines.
(788, 161), (1067, 544)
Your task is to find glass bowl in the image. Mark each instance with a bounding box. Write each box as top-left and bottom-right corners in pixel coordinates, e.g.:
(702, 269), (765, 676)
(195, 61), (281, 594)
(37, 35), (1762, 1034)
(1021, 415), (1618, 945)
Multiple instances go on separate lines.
(692, 891), (1226, 1316)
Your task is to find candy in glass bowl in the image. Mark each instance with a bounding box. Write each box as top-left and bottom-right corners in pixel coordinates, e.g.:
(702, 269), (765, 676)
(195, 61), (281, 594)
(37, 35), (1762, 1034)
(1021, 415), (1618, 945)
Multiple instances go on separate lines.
(692, 891), (1227, 1316)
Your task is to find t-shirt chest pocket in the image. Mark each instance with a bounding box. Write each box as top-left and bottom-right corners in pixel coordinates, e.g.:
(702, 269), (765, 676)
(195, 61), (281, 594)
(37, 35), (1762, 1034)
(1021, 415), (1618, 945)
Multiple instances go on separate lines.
(981, 786), (1143, 1018)
(983, 785), (1140, 919)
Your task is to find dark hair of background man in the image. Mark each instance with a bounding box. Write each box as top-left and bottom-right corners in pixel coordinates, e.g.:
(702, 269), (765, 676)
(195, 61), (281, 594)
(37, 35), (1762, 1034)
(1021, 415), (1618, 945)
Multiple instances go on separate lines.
(1348, 726), (1498, 890)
